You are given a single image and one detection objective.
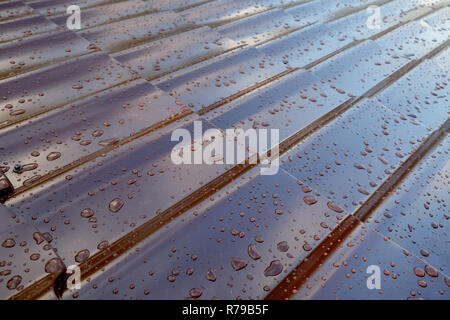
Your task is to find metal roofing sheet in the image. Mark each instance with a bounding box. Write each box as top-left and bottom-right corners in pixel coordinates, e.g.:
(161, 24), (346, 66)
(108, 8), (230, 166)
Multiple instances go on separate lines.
(0, 29), (94, 80)
(145, 0), (214, 12)
(49, 0), (156, 30)
(60, 168), (348, 300)
(7, 118), (232, 266)
(259, 23), (355, 68)
(0, 220), (65, 299)
(216, 8), (303, 46)
(26, 0), (117, 16)
(0, 0), (448, 301)
(113, 26), (239, 81)
(374, 59), (450, 129)
(0, 14), (58, 44)
(284, 0), (382, 25)
(156, 46), (287, 112)
(432, 45), (450, 70)
(310, 40), (409, 96)
(202, 69), (350, 143)
(291, 223), (449, 299)
(181, 0), (271, 26)
(78, 11), (193, 54)
(280, 98), (432, 211)
(0, 0), (34, 22)
(374, 10), (449, 60)
(0, 51), (137, 129)
(0, 79), (185, 190)
(365, 135), (450, 275)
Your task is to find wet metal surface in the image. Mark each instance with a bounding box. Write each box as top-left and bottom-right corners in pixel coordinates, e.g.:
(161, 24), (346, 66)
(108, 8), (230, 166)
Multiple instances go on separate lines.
(260, 23), (355, 69)
(78, 11), (192, 53)
(0, 80), (184, 189)
(374, 60), (450, 129)
(217, 8), (303, 46)
(0, 51), (136, 128)
(0, 1), (34, 22)
(61, 168), (348, 300)
(0, 0), (449, 300)
(374, 10), (449, 61)
(280, 98), (431, 211)
(310, 40), (409, 96)
(156, 47), (287, 112)
(0, 14), (58, 44)
(7, 119), (232, 267)
(49, 0), (156, 31)
(114, 27), (239, 81)
(203, 69), (350, 143)
(365, 136), (450, 276)
(0, 220), (65, 299)
(0, 30), (93, 80)
(291, 224), (449, 299)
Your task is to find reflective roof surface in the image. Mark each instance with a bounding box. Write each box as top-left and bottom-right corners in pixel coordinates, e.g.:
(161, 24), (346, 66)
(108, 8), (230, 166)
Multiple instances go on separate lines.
(0, 0), (449, 300)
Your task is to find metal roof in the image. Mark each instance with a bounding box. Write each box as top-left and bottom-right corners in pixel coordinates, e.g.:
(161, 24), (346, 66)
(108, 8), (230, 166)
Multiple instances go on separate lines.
(0, 0), (449, 300)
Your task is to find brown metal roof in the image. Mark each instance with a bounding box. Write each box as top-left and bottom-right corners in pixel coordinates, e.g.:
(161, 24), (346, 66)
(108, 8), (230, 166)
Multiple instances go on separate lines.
(0, 0), (449, 300)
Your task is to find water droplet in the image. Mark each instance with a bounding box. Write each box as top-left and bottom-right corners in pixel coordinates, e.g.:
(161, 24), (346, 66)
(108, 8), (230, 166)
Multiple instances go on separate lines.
(109, 198), (124, 213)
(30, 253), (40, 261)
(2, 238), (16, 248)
(303, 196), (317, 205)
(46, 152), (61, 161)
(80, 208), (94, 218)
(248, 244), (261, 260)
(97, 240), (109, 250)
(276, 241), (289, 252)
(33, 232), (45, 245)
(417, 280), (427, 288)
(327, 202), (344, 213)
(264, 260), (283, 277)
(92, 130), (103, 137)
(75, 249), (90, 263)
(424, 265), (438, 278)
(189, 288), (202, 299)
(45, 258), (65, 274)
(206, 268), (216, 282)
(231, 258), (248, 271)
(413, 267), (425, 277)
(7, 275), (22, 290)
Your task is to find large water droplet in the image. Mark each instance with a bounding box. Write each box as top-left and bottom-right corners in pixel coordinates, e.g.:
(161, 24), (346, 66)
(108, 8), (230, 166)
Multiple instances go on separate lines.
(206, 268), (216, 282)
(189, 288), (202, 299)
(248, 244), (261, 260)
(2, 238), (16, 248)
(46, 152), (61, 161)
(231, 257), (248, 271)
(75, 249), (90, 263)
(264, 260), (283, 277)
(109, 198), (124, 213)
(276, 241), (289, 252)
(80, 208), (94, 218)
(303, 196), (317, 205)
(7, 275), (22, 290)
(45, 258), (65, 274)
(327, 202), (344, 213)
